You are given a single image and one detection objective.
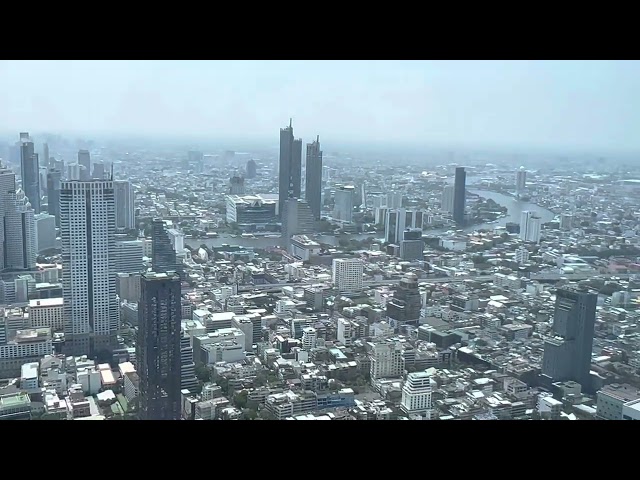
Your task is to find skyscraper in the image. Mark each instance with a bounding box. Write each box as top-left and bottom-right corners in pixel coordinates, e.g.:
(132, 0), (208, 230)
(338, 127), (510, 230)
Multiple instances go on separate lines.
(60, 180), (118, 357)
(114, 180), (136, 231)
(332, 258), (364, 293)
(441, 185), (454, 213)
(282, 198), (316, 249)
(43, 143), (50, 169)
(305, 136), (323, 220)
(151, 219), (179, 275)
(278, 120), (302, 217)
(453, 167), (466, 225)
(137, 271), (182, 420)
(333, 185), (355, 224)
(78, 150), (91, 181)
(385, 209), (425, 244)
(246, 159), (257, 179)
(46, 169), (61, 227)
(20, 133), (41, 214)
(515, 166), (527, 194)
(229, 176), (245, 195)
(542, 286), (597, 390)
(400, 228), (424, 261)
(520, 211), (541, 243)
(92, 162), (105, 180)
(386, 272), (422, 327)
(3, 189), (36, 271)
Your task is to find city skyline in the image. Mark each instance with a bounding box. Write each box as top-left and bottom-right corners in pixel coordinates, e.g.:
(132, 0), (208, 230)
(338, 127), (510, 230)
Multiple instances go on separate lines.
(1, 61), (640, 155)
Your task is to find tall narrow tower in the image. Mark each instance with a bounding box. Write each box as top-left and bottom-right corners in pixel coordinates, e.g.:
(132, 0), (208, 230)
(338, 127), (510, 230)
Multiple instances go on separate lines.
(453, 167), (466, 225)
(60, 180), (118, 356)
(20, 133), (41, 214)
(278, 119), (302, 217)
(305, 135), (323, 220)
(78, 150), (91, 181)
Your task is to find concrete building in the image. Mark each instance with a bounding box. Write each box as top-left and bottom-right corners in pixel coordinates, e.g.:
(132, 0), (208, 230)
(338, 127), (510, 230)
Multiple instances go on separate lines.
(2, 188), (36, 271)
(0, 392), (32, 420)
(225, 194), (278, 226)
(386, 273), (422, 327)
(596, 383), (640, 420)
(401, 371), (436, 418)
(278, 119), (302, 218)
(515, 247), (530, 265)
(116, 273), (142, 304)
(77, 366), (102, 395)
(34, 213), (57, 253)
(245, 159), (257, 179)
(46, 168), (61, 227)
(385, 209), (424, 244)
(332, 258), (364, 293)
(0, 327), (53, 378)
(369, 340), (404, 380)
(229, 176), (245, 195)
(441, 184), (454, 213)
(29, 297), (64, 331)
(304, 136), (323, 220)
(20, 362), (39, 392)
(77, 150), (91, 181)
(302, 327), (317, 350)
(115, 240), (144, 274)
(520, 211), (541, 243)
(60, 180), (118, 356)
(282, 198), (316, 248)
(20, 134), (41, 213)
(290, 235), (321, 261)
(515, 166), (527, 194)
(453, 167), (466, 225)
(400, 228), (424, 261)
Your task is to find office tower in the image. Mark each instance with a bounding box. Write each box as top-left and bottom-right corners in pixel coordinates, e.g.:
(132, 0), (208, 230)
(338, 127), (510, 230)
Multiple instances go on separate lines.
(60, 180), (118, 357)
(34, 213), (57, 253)
(542, 286), (597, 390)
(43, 143), (50, 169)
(20, 133), (41, 214)
(46, 169), (61, 227)
(333, 185), (355, 223)
(386, 272), (422, 327)
(401, 371), (436, 418)
(246, 159), (257, 179)
(114, 180), (136, 231)
(39, 166), (48, 197)
(115, 240), (144, 274)
(67, 163), (81, 181)
(560, 214), (573, 231)
(515, 246), (530, 265)
(385, 209), (424, 244)
(372, 195), (387, 209)
(400, 228), (424, 261)
(92, 162), (105, 180)
(278, 119), (303, 217)
(0, 161), (17, 271)
(180, 334), (199, 393)
(453, 167), (466, 225)
(442, 184), (455, 213)
(151, 219), (179, 274)
(375, 206), (388, 226)
(387, 192), (403, 209)
(282, 198), (315, 249)
(78, 150), (91, 181)
(332, 258), (364, 293)
(520, 211), (541, 243)
(3, 189), (36, 271)
(137, 271), (182, 420)
(305, 136), (323, 220)
(370, 339), (404, 380)
(229, 176), (245, 195)
(515, 166), (527, 194)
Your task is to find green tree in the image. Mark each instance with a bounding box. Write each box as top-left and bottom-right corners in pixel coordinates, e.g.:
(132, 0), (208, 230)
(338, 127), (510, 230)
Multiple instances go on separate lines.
(259, 409), (277, 420)
(195, 364), (211, 382)
(233, 390), (249, 409)
(241, 408), (258, 420)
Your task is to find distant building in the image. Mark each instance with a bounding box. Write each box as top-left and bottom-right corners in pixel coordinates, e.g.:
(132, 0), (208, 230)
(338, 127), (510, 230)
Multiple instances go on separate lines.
(34, 213), (57, 253)
(151, 219), (179, 275)
(441, 185), (454, 213)
(229, 176), (245, 195)
(77, 150), (91, 181)
(515, 247), (530, 265)
(20, 134), (41, 214)
(115, 240), (144, 274)
(92, 162), (105, 180)
(453, 167), (466, 225)
(333, 185), (355, 224)
(114, 180), (135, 231)
(226, 194), (278, 227)
(401, 371), (436, 418)
(290, 235), (321, 261)
(46, 169), (61, 226)
(282, 198), (315, 249)
(515, 166), (527, 194)
(278, 120), (302, 218)
(332, 258), (364, 294)
(245, 159), (257, 179)
(29, 297), (64, 331)
(520, 211), (541, 243)
(560, 214), (573, 231)
(387, 192), (403, 209)
(304, 136), (323, 220)
(386, 273), (422, 327)
(385, 209), (424, 244)
(400, 228), (424, 261)
(370, 339), (404, 380)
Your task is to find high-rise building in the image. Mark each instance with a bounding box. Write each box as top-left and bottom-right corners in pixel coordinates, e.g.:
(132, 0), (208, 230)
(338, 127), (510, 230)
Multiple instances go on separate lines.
(0, 162), (16, 272)
(77, 150), (91, 181)
(229, 176), (245, 195)
(520, 211), (541, 243)
(282, 198), (316, 249)
(92, 162), (105, 180)
(387, 192), (403, 209)
(46, 169), (62, 227)
(245, 159), (257, 179)
(3, 189), (36, 271)
(115, 240), (144, 274)
(453, 167), (466, 225)
(400, 228), (424, 261)
(370, 339), (404, 380)
(401, 371), (436, 418)
(151, 219), (179, 275)
(560, 214), (573, 231)
(516, 166), (527, 194)
(515, 246), (530, 265)
(137, 271), (182, 420)
(60, 180), (118, 356)
(20, 133), (41, 214)
(278, 120), (302, 217)
(180, 333), (199, 393)
(333, 185), (355, 223)
(114, 180), (135, 231)
(385, 209), (424, 244)
(43, 143), (50, 169)
(332, 258), (364, 293)
(305, 136), (323, 220)
(441, 184), (454, 213)
(67, 163), (81, 181)
(541, 286), (597, 391)
(386, 272), (422, 327)
(34, 213), (57, 253)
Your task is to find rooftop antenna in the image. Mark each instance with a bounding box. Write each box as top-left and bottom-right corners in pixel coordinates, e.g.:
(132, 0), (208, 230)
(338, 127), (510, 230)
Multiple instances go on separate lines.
(317, 135), (319, 143)
(289, 118), (292, 129)
(110, 163), (114, 181)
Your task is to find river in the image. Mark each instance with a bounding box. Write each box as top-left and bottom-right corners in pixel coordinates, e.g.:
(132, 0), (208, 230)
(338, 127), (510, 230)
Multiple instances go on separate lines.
(185, 190), (556, 250)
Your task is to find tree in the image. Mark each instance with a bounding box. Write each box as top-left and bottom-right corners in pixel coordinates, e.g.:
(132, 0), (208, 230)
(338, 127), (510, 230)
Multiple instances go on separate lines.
(259, 409), (277, 420)
(195, 364), (211, 383)
(233, 390), (249, 409)
(241, 408), (258, 420)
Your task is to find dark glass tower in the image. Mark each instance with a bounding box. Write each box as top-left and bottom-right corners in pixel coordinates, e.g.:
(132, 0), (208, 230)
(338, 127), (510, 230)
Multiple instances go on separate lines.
(386, 272), (422, 327)
(151, 219), (179, 275)
(246, 159), (257, 179)
(278, 119), (302, 217)
(20, 134), (41, 214)
(305, 136), (323, 220)
(78, 149), (91, 181)
(453, 167), (466, 225)
(46, 169), (61, 227)
(137, 271), (182, 420)
(542, 286), (597, 391)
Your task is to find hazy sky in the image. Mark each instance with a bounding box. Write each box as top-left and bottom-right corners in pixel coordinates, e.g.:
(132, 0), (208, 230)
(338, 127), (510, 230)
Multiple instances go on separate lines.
(1, 60), (639, 152)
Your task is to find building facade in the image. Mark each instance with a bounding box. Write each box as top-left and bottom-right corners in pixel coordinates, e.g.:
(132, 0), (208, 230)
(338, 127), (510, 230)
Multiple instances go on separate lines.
(20, 134), (41, 214)
(114, 180), (136, 231)
(305, 136), (323, 220)
(453, 167), (466, 225)
(278, 120), (303, 218)
(332, 258), (364, 293)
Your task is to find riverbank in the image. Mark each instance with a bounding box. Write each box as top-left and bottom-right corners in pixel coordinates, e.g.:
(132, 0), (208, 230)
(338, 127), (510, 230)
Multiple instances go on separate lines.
(185, 190), (556, 250)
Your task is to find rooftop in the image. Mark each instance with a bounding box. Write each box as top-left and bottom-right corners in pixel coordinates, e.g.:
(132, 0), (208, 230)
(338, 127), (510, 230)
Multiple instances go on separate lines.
(29, 297), (63, 308)
(0, 392), (30, 408)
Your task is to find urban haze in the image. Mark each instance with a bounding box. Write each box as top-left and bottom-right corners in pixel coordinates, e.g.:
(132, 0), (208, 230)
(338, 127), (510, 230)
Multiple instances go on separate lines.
(0, 60), (638, 421)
